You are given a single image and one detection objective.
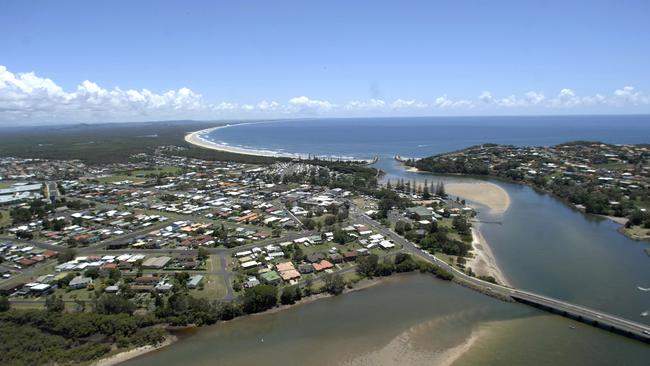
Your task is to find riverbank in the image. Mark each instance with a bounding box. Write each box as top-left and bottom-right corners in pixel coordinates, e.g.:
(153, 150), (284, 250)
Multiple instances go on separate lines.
(92, 335), (177, 366)
(185, 126), (375, 163)
(467, 226), (510, 286)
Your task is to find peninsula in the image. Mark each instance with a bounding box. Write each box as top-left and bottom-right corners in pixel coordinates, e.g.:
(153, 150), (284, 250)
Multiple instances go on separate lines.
(406, 141), (650, 240)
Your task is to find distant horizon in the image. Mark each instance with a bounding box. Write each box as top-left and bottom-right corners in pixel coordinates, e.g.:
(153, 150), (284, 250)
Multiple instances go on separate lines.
(2, 112), (650, 129)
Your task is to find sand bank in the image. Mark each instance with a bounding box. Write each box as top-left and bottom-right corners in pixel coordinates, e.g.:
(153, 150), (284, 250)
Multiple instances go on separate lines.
(341, 315), (490, 366)
(445, 181), (510, 214)
(91, 335), (177, 366)
(467, 227), (510, 286)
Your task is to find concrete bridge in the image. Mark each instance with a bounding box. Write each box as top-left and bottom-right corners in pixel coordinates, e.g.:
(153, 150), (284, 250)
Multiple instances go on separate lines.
(510, 290), (650, 343)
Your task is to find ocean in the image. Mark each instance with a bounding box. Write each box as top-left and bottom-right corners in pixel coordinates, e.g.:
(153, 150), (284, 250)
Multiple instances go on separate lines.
(205, 115), (650, 159)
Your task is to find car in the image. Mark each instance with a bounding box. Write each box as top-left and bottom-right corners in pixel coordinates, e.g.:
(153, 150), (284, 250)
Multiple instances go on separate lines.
(643, 330), (650, 335)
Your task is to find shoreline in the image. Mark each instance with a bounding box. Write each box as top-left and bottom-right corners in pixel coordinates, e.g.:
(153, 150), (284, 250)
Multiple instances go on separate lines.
(91, 335), (177, 366)
(467, 226), (511, 286)
(185, 125), (375, 163)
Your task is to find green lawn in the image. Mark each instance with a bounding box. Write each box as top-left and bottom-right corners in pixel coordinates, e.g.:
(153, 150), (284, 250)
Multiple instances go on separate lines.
(0, 181), (13, 189)
(190, 274), (226, 300)
(0, 209), (10, 227)
(622, 225), (650, 240)
(206, 255), (223, 272)
(92, 175), (146, 184)
(128, 166), (183, 177)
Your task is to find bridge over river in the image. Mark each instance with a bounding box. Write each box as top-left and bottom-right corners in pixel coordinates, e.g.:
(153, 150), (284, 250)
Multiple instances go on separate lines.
(350, 207), (650, 344)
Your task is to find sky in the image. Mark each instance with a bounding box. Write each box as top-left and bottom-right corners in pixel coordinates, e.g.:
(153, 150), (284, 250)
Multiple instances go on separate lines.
(1, 0), (650, 124)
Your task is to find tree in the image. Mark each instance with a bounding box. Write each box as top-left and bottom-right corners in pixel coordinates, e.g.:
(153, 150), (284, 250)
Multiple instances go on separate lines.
(10, 207), (32, 225)
(356, 254), (379, 278)
(95, 294), (136, 314)
(197, 247), (209, 261)
(302, 218), (315, 230)
(58, 248), (77, 263)
(241, 285), (278, 314)
(332, 228), (347, 244)
(323, 214), (336, 226)
(45, 295), (65, 312)
(280, 286), (302, 305)
(84, 267), (100, 279)
(323, 273), (345, 295)
(394, 220), (408, 235)
(292, 244), (304, 262)
(217, 301), (241, 320)
(452, 215), (471, 235)
(422, 184), (431, 199)
(0, 296), (10, 312)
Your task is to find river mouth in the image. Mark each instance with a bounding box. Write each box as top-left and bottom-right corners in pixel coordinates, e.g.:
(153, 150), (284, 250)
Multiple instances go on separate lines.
(121, 274), (650, 366)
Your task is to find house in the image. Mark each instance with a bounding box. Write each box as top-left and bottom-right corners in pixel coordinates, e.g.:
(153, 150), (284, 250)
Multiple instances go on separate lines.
(141, 256), (171, 269)
(406, 206), (434, 220)
(187, 275), (204, 289)
(280, 269), (301, 281)
(379, 240), (395, 249)
(259, 270), (281, 284)
(105, 285), (119, 293)
(328, 253), (344, 264)
(276, 262), (295, 273)
(298, 263), (314, 274)
(134, 275), (161, 285)
(343, 251), (358, 262)
(306, 252), (326, 263)
(68, 276), (93, 289)
(244, 276), (260, 288)
(30, 283), (55, 295)
(312, 260), (334, 272)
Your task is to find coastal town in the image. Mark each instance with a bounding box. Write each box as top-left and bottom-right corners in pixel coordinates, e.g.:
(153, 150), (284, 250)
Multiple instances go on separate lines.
(408, 141), (650, 240)
(1, 144), (486, 364)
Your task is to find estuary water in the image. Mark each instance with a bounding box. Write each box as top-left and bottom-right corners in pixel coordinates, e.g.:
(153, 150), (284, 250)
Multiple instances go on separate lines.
(124, 116), (650, 365)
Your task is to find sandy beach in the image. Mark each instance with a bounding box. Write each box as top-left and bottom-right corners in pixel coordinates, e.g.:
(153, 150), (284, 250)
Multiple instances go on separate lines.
(185, 126), (374, 163)
(445, 181), (511, 214)
(91, 335), (177, 366)
(467, 226), (510, 286)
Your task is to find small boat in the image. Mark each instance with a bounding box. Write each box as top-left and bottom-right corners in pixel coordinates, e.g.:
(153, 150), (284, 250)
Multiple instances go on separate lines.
(569, 326), (576, 330)
(641, 311), (649, 317)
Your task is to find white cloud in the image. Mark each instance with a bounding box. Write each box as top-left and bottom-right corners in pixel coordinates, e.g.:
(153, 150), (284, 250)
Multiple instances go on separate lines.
(288, 96), (335, 112)
(1, 64), (650, 123)
(345, 99), (385, 110)
(524, 91), (545, 105)
(479, 91), (493, 104)
(392, 99), (427, 109)
(434, 95), (473, 109)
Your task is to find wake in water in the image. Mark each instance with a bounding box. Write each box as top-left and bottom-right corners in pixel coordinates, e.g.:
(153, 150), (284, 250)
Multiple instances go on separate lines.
(637, 286), (650, 292)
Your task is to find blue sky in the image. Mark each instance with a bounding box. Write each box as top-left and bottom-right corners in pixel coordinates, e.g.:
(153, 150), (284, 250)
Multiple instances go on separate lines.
(1, 0), (649, 123)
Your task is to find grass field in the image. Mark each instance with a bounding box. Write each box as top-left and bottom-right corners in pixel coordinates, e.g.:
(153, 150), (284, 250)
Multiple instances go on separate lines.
(0, 181), (13, 189)
(91, 175), (147, 184)
(206, 255), (222, 272)
(0, 209), (10, 227)
(622, 225), (650, 240)
(127, 166), (183, 177)
(190, 274), (226, 300)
